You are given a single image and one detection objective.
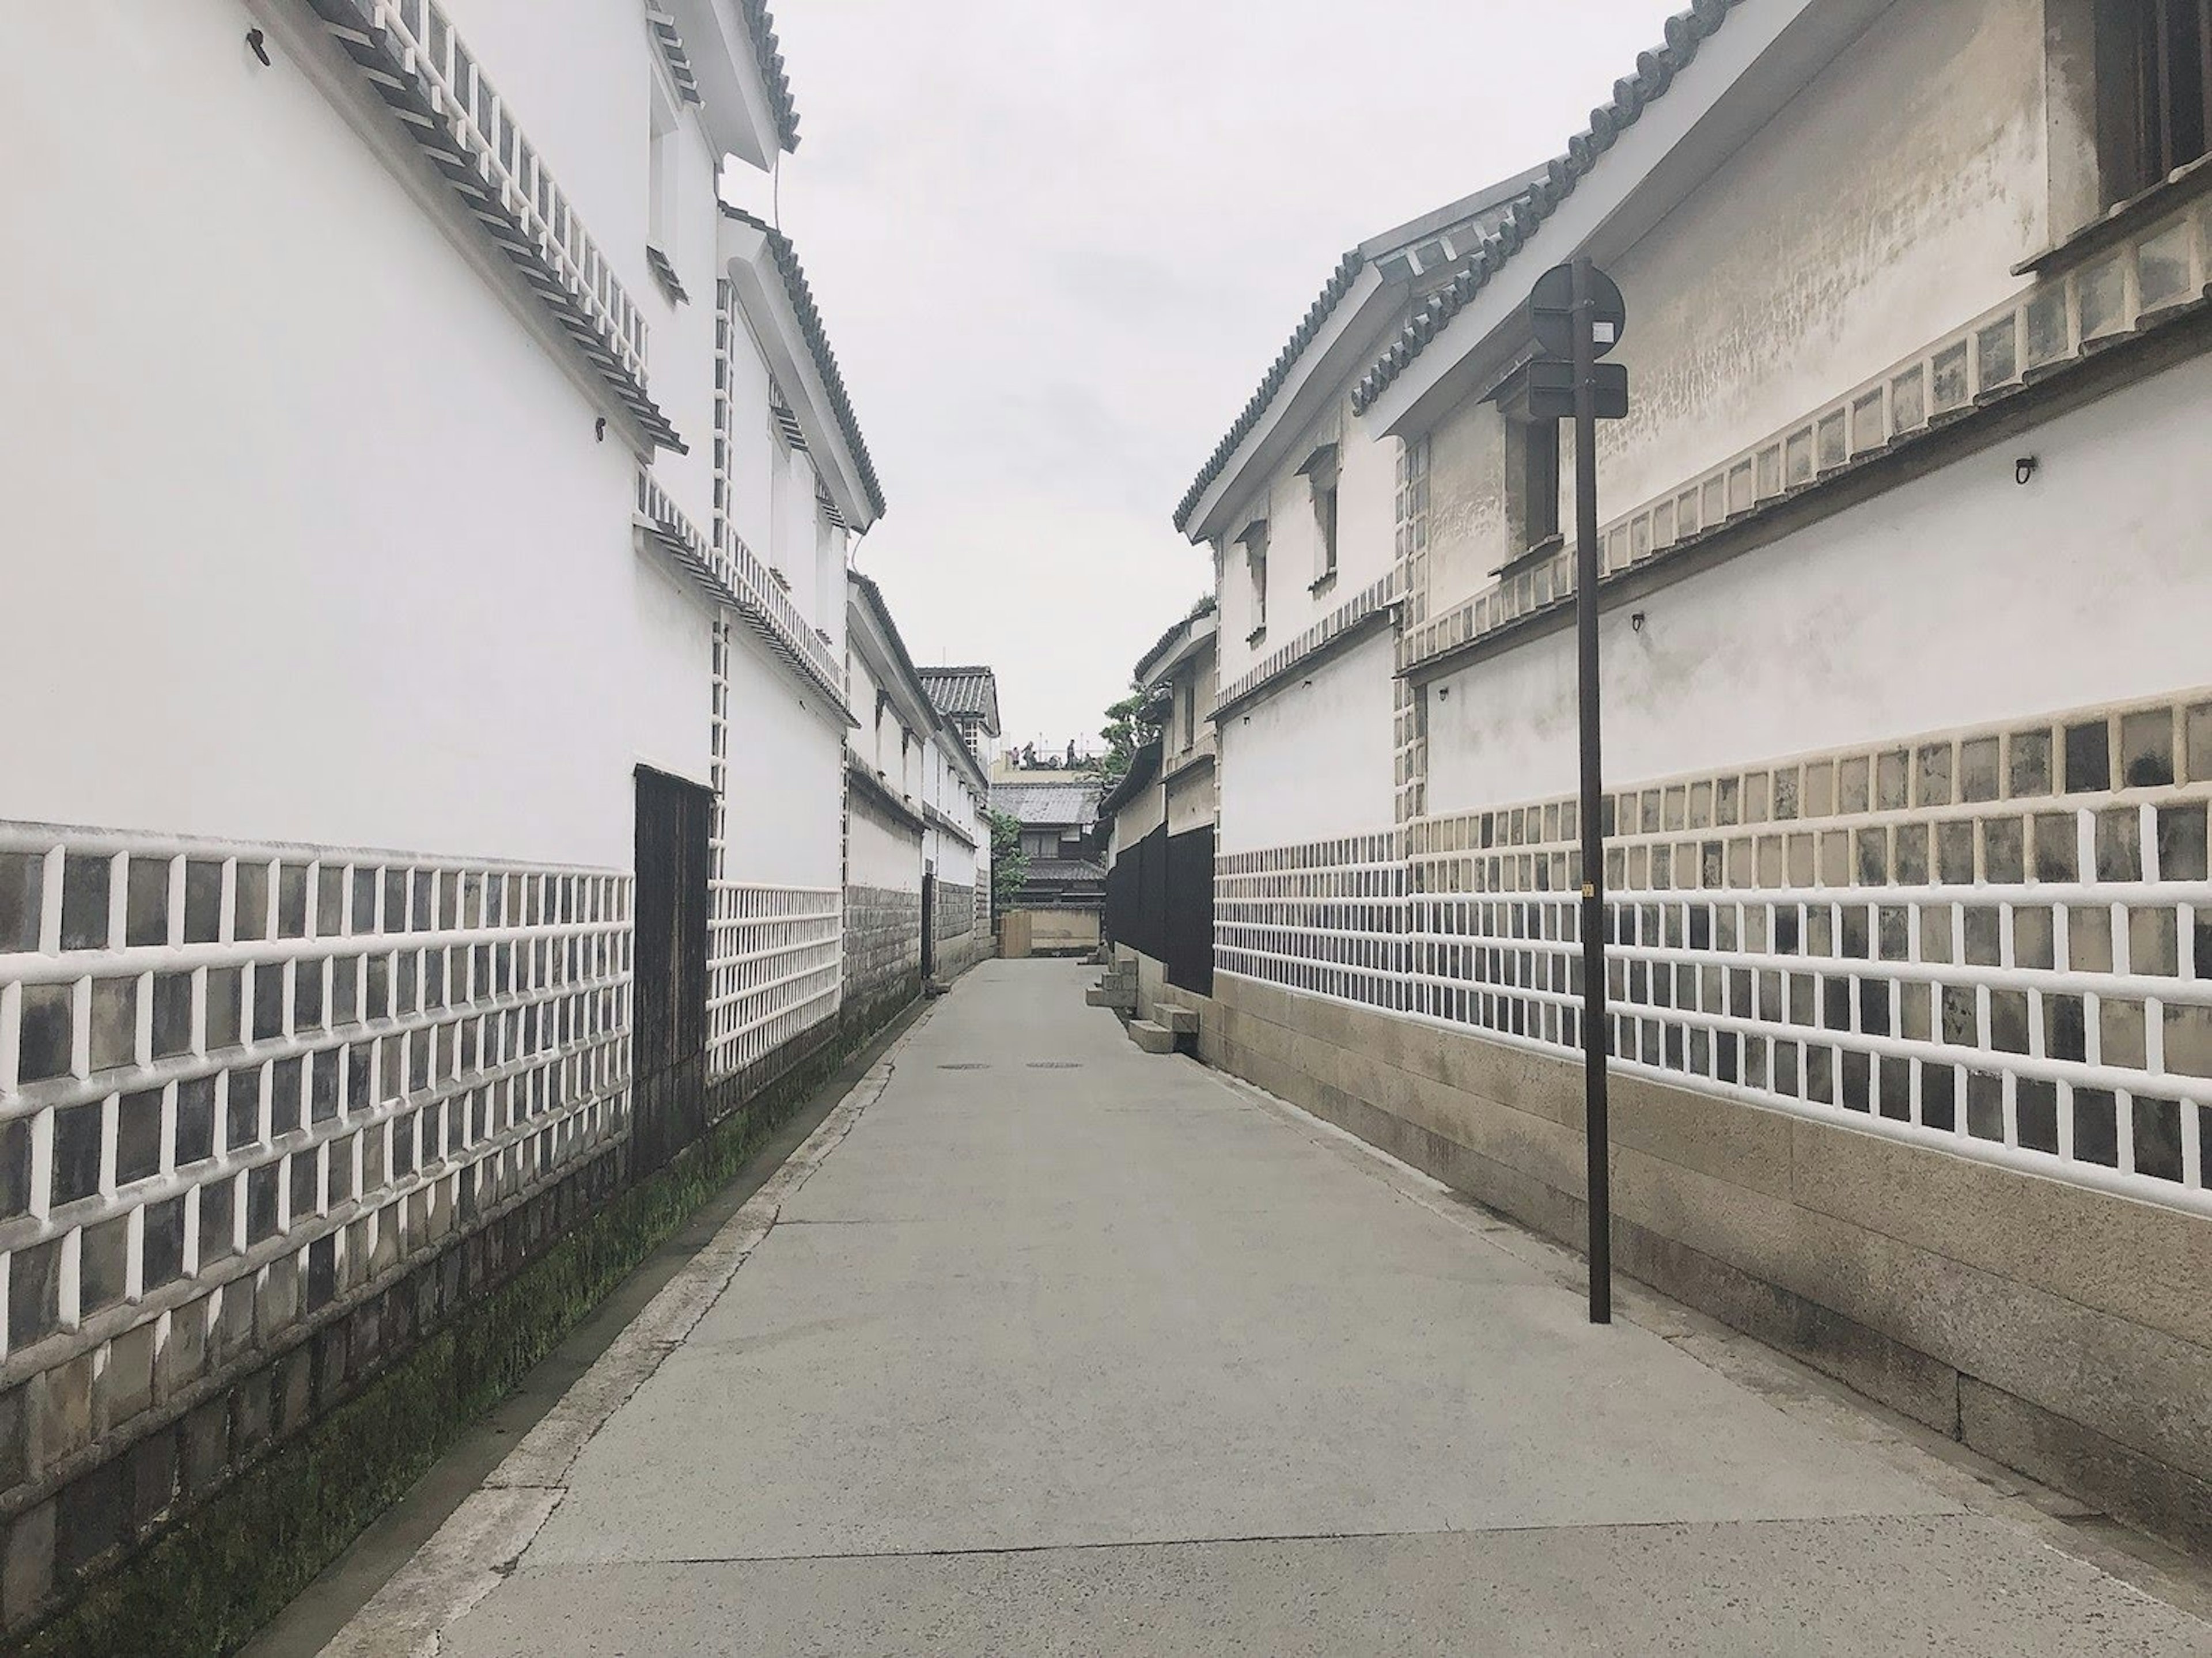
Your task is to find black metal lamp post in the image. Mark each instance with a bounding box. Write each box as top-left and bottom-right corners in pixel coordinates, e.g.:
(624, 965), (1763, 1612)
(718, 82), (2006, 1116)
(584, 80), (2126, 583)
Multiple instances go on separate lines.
(1529, 259), (1628, 1325)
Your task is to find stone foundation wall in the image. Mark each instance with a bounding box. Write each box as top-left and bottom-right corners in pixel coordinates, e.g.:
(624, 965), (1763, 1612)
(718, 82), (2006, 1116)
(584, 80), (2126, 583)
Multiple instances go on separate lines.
(843, 885), (922, 1019)
(1198, 970), (2212, 1553)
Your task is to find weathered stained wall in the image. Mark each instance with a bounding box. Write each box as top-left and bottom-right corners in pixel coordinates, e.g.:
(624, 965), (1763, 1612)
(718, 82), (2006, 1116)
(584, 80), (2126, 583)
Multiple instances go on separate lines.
(1419, 0), (2053, 616)
(1425, 350), (2212, 813)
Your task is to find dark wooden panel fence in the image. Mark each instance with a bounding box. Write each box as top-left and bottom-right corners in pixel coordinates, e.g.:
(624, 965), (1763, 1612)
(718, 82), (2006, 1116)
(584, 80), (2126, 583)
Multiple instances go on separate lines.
(632, 766), (711, 1175)
(1107, 822), (1214, 997)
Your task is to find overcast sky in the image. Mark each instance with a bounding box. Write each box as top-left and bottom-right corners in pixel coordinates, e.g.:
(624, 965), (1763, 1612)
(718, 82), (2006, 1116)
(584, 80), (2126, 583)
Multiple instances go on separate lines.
(734, 1), (1681, 752)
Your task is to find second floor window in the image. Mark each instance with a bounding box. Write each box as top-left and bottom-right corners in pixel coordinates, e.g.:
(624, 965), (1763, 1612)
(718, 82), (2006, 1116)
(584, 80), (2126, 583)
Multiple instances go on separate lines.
(647, 82), (680, 257)
(1493, 370), (1560, 561)
(1237, 520), (1270, 640)
(2100, 0), (2211, 205)
(1300, 443), (1340, 584)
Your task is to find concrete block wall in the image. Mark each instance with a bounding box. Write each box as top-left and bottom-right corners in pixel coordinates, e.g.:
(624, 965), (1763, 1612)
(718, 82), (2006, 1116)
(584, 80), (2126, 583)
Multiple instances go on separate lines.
(1197, 971), (2212, 1551)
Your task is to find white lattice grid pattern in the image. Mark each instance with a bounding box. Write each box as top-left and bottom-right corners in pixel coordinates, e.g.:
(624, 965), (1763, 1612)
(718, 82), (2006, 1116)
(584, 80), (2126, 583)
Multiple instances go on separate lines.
(1225, 692), (2212, 1217)
(707, 885), (840, 1082)
(1215, 834), (1407, 1014)
(0, 824), (632, 1381)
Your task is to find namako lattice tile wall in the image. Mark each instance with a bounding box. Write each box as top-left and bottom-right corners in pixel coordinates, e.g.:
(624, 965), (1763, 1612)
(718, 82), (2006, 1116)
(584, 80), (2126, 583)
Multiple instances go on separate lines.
(707, 885), (839, 1083)
(1217, 833), (1408, 1014)
(703, 619), (842, 1085)
(1220, 689), (2212, 1212)
(0, 822), (631, 1462)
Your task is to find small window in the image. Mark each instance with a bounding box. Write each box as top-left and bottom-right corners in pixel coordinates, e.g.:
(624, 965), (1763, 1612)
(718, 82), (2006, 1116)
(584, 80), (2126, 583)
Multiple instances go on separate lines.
(1237, 519), (1269, 640)
(647, 82), (680, 258)
(2098, 0), (2211, 205)
(1493, 374), (1560, 563)
(1178, 679), (1195, 752)
(1299, 443), (1340, 583)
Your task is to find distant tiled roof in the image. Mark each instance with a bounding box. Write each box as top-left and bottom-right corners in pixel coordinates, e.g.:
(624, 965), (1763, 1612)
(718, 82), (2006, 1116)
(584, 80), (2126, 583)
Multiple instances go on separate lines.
(1025, 858), (1105, 881)
(1354, 0), (1740, 413)
(737, 0), (801, 153)
(723, 206), (885, 520)
(919, 665), (1001, 731)
(993, 780), (1100, 828)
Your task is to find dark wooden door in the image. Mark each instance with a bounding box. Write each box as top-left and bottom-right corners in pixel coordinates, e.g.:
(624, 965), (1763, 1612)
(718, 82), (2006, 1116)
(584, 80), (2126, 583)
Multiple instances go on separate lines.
(632, 766), (711, 1174)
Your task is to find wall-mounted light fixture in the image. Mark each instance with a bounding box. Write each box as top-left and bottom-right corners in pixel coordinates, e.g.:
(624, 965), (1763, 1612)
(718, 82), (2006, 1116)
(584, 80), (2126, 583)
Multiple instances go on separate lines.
(1630, 611), (1647, 633)
(246, 28), (272, 66)
(595, 418), (608, 443)
(2015, 455), (2040, 485)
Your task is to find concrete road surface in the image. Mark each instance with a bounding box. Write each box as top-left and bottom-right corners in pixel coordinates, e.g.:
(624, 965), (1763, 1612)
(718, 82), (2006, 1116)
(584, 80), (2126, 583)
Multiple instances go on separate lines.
(316, 959), (2211, 1655)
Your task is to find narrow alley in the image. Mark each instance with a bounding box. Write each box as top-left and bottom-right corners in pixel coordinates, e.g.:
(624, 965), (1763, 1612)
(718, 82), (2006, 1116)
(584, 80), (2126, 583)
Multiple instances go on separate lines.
(298, 962), (2206, 1656)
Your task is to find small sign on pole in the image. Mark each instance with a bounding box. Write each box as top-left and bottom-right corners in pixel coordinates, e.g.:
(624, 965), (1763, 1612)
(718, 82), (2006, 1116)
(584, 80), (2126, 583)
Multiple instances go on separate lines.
(1529, 259), (1629, 1327)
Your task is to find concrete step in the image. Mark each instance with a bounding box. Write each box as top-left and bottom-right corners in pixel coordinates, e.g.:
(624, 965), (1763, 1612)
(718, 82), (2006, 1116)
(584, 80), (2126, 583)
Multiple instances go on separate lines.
(1128, 1019), (1178, 1054)
(1086, 986), (1137, 1011)
(1161, 1007), (1200, 1036)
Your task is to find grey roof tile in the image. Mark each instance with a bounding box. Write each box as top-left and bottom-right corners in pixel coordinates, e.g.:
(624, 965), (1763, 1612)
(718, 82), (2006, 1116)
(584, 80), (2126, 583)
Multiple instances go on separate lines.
(1353, 0), (1738, 414)
(724, 206), (885, 519)
(738, 0), (801, 153)
(918, 666), (1002, 729)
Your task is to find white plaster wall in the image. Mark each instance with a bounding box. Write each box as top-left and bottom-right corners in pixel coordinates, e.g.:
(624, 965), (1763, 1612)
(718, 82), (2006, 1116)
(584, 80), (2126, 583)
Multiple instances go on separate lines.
(1218, 631), (1397, 855)
(720, 628), (844, 889)
(1213, 385), (1400, 692)
(1411, 2), (2051, 620)
(1426, 351), (2212, 810)
(1424, 395), (1513, 621)
(921, 739), (987, 894)
(1113, 783), (1168, 848)
(1165, 757), (1218, 838)
(647, 79), (728, 529)
(1596, 0), (2047, 517)
(849, 808), (922, 893)
(0, 2), (710, 870)
(722, 310), (779, 572)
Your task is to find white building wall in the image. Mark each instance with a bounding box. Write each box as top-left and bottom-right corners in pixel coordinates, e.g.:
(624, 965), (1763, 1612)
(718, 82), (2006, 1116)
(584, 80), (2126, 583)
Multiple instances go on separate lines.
(0, 0), (711, 872)
(849, 809), (922, 893)
(719, 633), (846, 890)
(1593, 0), (2048, 522)
(1217, 631), (1397, 856)
(1426, 352), (2212, 813)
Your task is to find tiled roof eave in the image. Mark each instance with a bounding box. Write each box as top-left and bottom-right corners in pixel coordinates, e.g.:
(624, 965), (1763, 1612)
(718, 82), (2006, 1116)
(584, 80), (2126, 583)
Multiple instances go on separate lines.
(737, 0), (801, 151)
(1353, 0), (1740, 418)
(1173, 250), (1367, 534)
(724, 206), (885, 521)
